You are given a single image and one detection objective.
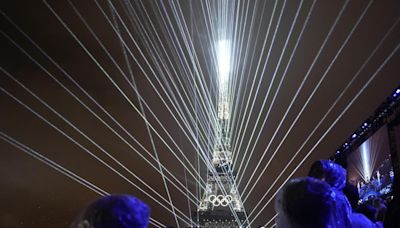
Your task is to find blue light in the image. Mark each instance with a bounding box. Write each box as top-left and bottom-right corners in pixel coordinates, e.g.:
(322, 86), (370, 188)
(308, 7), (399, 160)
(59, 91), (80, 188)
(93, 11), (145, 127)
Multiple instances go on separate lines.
(352, 133), (357, 139)
(394, 89), (400, 97)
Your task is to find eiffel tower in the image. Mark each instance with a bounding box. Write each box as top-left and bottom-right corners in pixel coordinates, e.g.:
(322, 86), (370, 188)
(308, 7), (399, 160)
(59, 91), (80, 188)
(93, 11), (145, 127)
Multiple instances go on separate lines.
(192, 41), (248, 228)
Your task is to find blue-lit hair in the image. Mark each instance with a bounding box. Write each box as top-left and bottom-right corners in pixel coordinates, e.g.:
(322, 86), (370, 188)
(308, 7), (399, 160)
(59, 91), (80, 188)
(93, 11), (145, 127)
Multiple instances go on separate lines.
(279, 177), (337, 227)
(278, 177), (353, 228)
(308, 160), (352, 227)
(309, 160), (347, 190)
(71, 195), (150, 228)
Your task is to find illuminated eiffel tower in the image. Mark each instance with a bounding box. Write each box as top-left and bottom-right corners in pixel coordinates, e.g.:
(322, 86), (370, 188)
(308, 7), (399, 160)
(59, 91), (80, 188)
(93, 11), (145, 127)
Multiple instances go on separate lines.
(192, 41), (248, 227)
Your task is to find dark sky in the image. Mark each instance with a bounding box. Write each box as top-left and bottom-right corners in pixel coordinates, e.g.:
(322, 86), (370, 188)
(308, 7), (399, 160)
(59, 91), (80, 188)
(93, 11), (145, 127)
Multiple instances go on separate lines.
(1, 0), (400, 227)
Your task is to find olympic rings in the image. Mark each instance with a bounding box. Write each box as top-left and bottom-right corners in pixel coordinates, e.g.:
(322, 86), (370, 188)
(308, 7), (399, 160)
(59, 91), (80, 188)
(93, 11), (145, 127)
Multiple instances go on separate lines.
(225, 195), (233, 203)
(207, 194), (233, 207)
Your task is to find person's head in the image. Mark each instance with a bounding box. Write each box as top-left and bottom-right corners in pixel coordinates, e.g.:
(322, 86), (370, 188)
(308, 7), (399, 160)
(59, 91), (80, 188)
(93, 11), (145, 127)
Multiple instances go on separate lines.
(308, 161), (325, 180)
(308, 160), (347, 190)
(71, 195), (150, 228)
(366, 197), (387, 222)
(275, 177), (337, 228)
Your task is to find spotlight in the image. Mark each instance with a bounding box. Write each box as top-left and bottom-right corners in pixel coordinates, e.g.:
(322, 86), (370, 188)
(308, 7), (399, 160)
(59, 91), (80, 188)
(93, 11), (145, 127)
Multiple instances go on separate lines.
(361, 143), (371, 182)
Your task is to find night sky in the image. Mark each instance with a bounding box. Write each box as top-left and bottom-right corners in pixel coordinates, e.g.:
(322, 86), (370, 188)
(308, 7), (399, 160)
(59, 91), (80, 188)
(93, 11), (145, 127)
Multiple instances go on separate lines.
(1, 0), (400, 227)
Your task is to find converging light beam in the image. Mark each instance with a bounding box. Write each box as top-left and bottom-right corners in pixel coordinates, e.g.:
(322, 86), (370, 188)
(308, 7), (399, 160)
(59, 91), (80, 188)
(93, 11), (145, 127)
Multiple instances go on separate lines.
(361, 142), (371, 182)
(217, 39), (231, 83)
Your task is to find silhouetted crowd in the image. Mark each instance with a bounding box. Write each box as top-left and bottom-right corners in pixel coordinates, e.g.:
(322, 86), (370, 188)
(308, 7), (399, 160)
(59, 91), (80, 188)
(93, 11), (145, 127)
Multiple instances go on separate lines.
(275, 160), (399, 228)
(70, 160), (399, 228)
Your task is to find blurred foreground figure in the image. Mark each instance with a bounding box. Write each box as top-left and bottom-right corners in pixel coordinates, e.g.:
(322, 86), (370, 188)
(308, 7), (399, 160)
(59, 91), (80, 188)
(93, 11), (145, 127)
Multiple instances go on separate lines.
(309, 160), (381, 228)
(275, 177), (342, 228)
(71, 195), (150, 228)
(308, 160), (352, 227)
(308, 160), (347, 190)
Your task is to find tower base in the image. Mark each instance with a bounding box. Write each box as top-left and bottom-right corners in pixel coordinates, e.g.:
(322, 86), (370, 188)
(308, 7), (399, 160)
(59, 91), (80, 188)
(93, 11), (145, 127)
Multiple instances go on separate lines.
(191, 210), (248, 227)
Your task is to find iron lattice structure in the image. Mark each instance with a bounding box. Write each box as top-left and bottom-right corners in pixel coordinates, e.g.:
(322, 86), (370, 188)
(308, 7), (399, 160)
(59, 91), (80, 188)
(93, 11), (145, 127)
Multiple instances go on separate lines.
(192, 75), (248, 227)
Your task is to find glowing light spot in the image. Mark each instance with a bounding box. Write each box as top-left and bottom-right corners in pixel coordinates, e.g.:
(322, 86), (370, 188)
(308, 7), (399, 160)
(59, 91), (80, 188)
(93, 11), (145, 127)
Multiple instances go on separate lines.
(217, 40), (231, 83)
(361, 143), (371, 182)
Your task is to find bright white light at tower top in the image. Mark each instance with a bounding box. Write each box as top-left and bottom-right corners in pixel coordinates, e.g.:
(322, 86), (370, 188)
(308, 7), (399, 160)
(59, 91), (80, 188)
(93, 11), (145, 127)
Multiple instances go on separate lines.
(361, 143), (371, 182)
(217, 39), (231, 83)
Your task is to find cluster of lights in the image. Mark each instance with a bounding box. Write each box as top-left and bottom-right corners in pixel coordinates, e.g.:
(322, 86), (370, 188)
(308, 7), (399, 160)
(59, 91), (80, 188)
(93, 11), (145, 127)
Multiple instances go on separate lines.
(334, 86), (400, 157)
(195, 210), (247, 227)
(198, 216), (245, 227)
(392, 88), (400, 98)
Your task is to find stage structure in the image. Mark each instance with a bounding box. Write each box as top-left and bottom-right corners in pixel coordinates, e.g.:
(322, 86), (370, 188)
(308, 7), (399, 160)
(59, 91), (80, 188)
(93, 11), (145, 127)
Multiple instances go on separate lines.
(192, 40), (248, 227)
